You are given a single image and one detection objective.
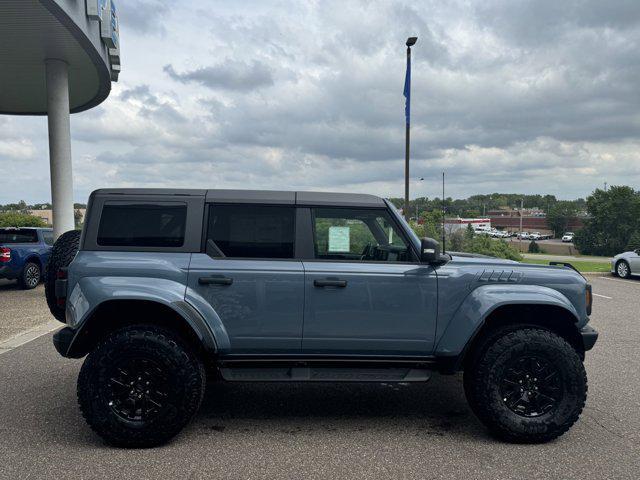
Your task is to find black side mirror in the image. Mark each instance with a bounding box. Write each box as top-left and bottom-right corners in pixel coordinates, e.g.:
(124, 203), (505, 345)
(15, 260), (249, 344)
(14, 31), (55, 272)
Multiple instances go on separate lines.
(420, 237), (441, 263)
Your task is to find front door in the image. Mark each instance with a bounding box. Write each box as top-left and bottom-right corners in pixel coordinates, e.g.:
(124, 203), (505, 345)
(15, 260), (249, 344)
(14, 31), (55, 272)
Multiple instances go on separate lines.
(187, 204), (304, 354)
(302, 207), (438, 355)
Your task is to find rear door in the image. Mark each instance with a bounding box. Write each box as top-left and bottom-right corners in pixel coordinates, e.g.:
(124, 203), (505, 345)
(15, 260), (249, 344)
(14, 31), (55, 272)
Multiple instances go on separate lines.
(301, 207), (438, 355)
(187, 203), (304, 354)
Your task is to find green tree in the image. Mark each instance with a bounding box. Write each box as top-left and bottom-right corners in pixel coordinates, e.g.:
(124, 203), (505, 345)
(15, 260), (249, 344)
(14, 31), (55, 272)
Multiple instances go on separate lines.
(546, 201), (577, 237)
(627, 231), (640, 251)
(419, 210), (443, 240)
(528, 240), (540, 253)
(74, 209), (84, 228)
(574, 186), (640, 256)
(461, 235), (522, 261)
(0, 212), (46, 228)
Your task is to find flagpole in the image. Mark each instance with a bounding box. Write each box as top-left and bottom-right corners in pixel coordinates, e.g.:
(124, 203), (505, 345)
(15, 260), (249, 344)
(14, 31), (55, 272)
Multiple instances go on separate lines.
(404, 37), (417, 221)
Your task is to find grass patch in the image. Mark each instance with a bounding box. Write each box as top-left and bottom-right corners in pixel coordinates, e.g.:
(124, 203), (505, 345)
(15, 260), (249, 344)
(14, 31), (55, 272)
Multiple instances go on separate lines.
(521, 258), (611, 273)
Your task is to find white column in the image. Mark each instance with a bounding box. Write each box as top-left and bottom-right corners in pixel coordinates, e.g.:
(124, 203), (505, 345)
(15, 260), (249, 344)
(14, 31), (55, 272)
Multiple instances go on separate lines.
(45, 59), (75, 240)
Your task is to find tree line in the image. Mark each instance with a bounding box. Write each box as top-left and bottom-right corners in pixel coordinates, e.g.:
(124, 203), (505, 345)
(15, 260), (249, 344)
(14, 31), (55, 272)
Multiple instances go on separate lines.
(388, 193), (586, 219)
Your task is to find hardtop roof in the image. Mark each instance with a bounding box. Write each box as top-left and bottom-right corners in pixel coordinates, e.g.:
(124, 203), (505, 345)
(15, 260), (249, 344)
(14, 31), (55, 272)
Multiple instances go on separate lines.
(92, 189), (386, 208)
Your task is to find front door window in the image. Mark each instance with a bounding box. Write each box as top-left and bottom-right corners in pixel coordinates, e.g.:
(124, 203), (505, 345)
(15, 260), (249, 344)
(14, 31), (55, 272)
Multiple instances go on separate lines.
(312, 208), (412, 262)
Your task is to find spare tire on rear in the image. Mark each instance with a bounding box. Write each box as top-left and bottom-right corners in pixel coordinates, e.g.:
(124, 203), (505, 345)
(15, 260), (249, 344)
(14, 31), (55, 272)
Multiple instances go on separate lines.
(45, 230), (81, 321)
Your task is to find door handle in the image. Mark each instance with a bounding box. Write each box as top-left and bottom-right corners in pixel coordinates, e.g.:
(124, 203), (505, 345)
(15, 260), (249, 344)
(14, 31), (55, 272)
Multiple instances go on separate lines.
(314, 278), (347, 288)
(198, 275), (233, 286)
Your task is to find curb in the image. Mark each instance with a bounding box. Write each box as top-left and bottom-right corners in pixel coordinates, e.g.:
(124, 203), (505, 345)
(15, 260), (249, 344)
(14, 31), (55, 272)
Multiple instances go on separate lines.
(0, 320), (60, 355)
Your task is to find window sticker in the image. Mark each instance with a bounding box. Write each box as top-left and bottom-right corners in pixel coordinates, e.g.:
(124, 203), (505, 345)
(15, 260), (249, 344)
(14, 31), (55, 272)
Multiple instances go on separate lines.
(328, 226), (350, 252)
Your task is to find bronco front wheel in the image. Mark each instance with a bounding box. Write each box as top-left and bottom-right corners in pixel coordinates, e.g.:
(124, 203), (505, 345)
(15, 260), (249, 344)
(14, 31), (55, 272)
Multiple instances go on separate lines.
(77, 325), (206, 448)
(464, 328), (587, 443)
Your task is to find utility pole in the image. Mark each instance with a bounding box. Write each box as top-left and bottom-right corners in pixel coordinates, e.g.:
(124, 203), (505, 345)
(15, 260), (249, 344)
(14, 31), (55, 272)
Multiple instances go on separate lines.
(519, 198), (524, 252)
(403, 36), (417, 220)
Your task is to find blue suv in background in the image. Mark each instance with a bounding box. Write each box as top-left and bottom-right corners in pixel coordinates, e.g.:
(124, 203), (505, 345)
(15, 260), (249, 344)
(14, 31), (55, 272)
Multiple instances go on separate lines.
(46, 189), (597, 448)
(0, 227), (53, 289)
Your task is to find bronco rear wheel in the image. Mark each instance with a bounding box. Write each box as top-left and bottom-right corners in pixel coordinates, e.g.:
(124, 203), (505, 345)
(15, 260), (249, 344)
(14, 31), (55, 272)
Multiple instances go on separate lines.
(464, 328), (587, 443)
(77, 325), (206, 448)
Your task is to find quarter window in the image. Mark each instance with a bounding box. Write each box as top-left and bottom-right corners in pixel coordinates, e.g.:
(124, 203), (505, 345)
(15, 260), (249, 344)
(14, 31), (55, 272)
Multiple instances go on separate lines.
(42, 231), (54, 246)
(206, 205), (295, 259)
(312, 208), (411, 262)
(97, 203), (187, 247)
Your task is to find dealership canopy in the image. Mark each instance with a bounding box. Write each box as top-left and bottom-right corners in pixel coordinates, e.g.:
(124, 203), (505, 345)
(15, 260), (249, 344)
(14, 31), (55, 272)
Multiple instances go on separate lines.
(0, 0), (121, 237)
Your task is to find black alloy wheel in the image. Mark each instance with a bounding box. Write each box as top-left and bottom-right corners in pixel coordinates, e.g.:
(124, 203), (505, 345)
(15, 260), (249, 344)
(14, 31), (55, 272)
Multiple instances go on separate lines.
(500, 355), (563, 418)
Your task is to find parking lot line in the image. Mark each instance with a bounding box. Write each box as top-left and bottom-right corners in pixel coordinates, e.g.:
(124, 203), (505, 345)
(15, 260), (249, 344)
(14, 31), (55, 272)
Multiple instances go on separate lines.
(593, 293), (612, 299)
(0, 320), (60, 355)
(598, 276), (640, 285)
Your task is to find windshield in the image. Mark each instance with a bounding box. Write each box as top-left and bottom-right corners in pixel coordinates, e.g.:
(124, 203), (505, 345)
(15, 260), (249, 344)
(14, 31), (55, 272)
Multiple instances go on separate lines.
(0, 229), (39, 244)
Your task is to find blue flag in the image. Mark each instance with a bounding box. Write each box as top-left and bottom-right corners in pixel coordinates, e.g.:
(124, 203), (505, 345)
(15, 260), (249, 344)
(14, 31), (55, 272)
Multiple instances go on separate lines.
(403, 54), (411, 125)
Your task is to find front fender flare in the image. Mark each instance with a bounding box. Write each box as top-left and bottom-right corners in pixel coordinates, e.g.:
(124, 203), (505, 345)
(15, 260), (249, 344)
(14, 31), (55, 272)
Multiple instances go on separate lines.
(435, 284), (579, 358)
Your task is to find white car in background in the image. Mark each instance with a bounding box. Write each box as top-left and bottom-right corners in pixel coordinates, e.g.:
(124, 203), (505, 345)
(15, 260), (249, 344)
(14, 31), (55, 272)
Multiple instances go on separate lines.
(517, 232), (530, 240)
(562, 232), (575, 243)
(529, 232), (552, 241)
(611, 249), (640, 278)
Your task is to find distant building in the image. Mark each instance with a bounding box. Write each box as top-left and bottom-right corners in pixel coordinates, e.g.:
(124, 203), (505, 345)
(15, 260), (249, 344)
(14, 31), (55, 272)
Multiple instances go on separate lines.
(29, 208), (86, 226)
(444, 218), (491, 235)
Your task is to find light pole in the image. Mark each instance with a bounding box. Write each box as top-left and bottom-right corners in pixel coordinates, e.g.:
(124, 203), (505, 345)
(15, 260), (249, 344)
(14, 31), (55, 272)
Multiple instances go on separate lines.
(404, 36), (418, 220)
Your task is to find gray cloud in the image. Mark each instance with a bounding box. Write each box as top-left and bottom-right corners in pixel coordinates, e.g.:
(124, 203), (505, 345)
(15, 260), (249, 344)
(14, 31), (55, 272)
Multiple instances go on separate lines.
(118, 0), (169, 35)
(163, 60), (274, 91)
(2, 0), (640, 204)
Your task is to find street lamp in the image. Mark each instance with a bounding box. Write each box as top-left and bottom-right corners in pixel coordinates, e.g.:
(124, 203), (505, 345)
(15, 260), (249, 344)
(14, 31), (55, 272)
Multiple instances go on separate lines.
(404, 36), (418, 220)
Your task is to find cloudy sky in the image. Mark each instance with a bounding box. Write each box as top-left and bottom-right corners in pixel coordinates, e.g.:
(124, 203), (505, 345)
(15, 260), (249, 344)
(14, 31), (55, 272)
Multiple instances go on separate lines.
(3, 0), (640, 204)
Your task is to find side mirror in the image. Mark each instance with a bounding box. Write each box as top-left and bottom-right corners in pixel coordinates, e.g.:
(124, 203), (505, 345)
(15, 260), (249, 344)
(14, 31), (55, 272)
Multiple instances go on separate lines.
(420, 237), (441, 263)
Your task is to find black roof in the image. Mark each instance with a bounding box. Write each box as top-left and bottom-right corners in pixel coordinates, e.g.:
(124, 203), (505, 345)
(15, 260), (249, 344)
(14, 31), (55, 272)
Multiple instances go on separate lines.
(92, 189), (386, 208)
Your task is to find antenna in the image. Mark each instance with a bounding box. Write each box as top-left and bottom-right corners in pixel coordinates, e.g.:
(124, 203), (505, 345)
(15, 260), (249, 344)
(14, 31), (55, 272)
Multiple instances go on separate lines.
(442, 172), (446, 254)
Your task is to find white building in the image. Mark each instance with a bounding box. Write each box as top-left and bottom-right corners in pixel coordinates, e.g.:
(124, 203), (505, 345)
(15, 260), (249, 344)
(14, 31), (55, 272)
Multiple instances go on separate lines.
(0, 0), (120, 238)
(444, 218), (492, 235)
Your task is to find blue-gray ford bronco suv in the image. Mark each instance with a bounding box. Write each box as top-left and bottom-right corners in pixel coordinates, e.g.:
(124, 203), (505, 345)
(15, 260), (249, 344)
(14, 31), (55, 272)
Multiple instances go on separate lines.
(46, 189), (597, 447)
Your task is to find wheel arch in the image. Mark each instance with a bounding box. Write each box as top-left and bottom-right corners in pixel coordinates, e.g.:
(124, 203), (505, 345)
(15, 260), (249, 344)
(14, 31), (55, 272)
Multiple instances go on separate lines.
(23, 254), (42, 269)
(65, 298), (217, 359)
(438, 303), (584, 374)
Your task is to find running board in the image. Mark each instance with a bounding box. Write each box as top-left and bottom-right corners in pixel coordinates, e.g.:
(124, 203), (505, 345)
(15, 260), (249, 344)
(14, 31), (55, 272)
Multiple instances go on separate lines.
(218, 357), (434, 382)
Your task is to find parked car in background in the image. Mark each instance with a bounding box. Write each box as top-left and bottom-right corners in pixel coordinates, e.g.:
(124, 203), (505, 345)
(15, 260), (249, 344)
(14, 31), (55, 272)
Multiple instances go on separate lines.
(611, 249), (640, 278)
(0, 227), (53, 289)
(529, 232), (552, 241)
(562, 232), (575, 243)
(517, 232), (530, 240)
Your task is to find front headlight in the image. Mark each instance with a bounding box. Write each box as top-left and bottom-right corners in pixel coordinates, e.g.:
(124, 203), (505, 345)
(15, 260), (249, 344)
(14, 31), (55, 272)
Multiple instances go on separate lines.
(585, 284), (592, 316)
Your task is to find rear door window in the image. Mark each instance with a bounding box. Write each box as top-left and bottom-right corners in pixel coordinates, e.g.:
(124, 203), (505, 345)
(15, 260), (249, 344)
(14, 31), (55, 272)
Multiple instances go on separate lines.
(0, 229), (39, 244)
(206, 205), (295, 259)
(97, 203), (187, 247)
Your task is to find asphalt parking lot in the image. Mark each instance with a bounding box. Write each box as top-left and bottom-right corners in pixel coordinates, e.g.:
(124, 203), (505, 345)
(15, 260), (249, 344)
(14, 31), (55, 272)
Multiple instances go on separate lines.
(0, 275), (639, 479)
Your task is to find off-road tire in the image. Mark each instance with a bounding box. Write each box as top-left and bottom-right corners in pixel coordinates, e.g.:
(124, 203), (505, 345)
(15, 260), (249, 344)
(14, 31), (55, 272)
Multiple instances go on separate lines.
(464, 327), (587, 443)
(77, 325), (206, 448)
(44, 230), (81, 321)
(19, 261), (41, 289)
(616, 260), (631, 279)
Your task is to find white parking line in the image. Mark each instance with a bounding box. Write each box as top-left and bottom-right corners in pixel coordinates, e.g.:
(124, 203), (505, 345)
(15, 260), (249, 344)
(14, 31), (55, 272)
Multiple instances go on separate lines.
(593, 293), (612, 299)
(598, 276), (640, 285)
(0, 321), (60, 355)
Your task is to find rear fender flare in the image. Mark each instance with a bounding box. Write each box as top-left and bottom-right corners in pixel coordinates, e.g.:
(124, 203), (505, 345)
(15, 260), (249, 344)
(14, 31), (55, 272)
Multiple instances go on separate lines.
(65, 276), (226, 355)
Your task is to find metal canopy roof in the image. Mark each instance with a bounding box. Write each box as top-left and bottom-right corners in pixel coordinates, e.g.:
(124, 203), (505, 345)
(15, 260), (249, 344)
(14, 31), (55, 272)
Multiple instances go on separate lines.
(0, 0), (112, 115)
